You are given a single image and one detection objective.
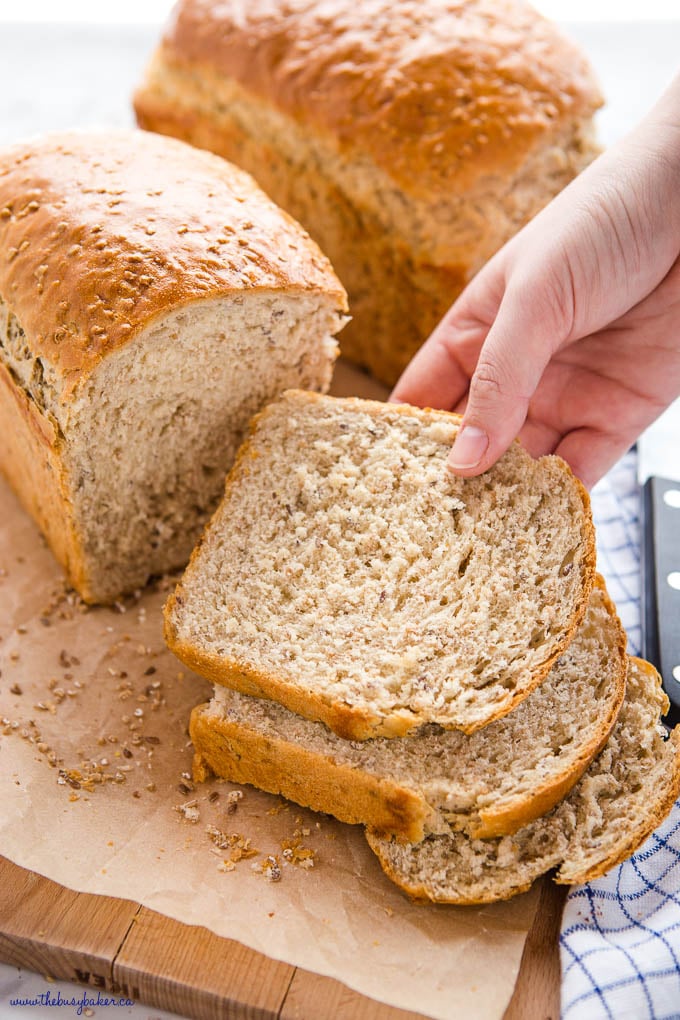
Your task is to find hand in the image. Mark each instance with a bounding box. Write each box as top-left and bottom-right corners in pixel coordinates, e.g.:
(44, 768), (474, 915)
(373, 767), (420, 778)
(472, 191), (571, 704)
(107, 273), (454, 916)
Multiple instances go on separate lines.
(391, 74), (680, 489)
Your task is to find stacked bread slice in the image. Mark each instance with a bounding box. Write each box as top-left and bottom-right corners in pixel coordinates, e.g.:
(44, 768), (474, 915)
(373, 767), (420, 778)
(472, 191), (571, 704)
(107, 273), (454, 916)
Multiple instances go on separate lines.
(165, 391), (680, 903)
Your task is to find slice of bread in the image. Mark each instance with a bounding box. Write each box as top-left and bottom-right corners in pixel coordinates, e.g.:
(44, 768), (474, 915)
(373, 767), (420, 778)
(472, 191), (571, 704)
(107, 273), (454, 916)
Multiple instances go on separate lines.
(190, 581), (626, 841)
(166, 390), (596, 739)
(367, 658), (680, 904)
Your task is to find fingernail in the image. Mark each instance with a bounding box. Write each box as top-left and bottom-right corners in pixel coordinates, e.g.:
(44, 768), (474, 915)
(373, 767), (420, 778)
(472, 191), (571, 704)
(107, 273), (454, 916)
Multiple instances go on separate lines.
(447, 426), (489, 471)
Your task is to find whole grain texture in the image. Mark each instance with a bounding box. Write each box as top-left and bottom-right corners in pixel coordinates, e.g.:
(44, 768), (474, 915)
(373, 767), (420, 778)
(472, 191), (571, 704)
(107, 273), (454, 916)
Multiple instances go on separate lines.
(0, 130), (346, 602)
(190, 580), (626, 841)
(165, 391), (596, 739)
(367, 658), (680, 903)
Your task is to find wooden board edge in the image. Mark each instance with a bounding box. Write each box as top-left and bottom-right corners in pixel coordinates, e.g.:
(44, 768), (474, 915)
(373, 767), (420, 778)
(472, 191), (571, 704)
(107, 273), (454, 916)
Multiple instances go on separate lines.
(503, 878), (565, 1020)
(0, 856), (559, 1020)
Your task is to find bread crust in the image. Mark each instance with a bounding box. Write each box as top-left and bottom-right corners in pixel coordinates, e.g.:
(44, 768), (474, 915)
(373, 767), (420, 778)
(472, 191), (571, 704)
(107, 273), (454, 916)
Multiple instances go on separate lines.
(0, 130), (346, 402)
(190, 702), (430, 842)
(367, 657), (680, 904)
(0, 132), (346, 601)
(134, 1), (603, 383)
(474, 578), (626, 838)
(187, 580), (626, 842)
(165, 389), (597, 740)
(0, 360), (94, 596)
(139, 0), (602, 201)
(364, 829), (541, 905)
(556, 659), (680, 886)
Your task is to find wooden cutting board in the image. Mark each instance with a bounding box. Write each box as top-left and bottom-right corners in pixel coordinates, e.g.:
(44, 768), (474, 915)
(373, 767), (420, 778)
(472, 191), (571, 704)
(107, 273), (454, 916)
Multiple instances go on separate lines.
(0, 855), (564, 1019)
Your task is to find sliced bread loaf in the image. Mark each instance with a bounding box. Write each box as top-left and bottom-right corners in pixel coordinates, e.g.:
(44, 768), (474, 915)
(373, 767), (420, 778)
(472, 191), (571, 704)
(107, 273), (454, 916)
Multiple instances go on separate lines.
(0, 131), (346, 602)
(367, 658), (680, 903)
(166, 390), (596, 739)
(190, 580), (626, 841)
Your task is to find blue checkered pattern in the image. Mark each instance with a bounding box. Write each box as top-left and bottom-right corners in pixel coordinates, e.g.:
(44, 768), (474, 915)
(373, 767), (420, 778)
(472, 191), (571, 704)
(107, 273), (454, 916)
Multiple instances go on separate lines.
(560, 451), (680, 1019)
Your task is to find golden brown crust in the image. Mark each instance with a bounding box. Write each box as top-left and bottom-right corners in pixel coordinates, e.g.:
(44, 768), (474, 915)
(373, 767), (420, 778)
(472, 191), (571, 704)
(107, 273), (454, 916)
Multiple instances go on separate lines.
(134, 2), (602, 385)
(0, 130), (346, 400)
(367, 658), (680, 904)
(165, 389), (597, 740)
(185, 579), (625, 845)
(364, 829), (539, 905)
(0, 361), (93, 596)
(556, 661), (680, 887)
(190, 702), (429, 842)
(474, 576), (626, 838)
(146, 0), (602, 201)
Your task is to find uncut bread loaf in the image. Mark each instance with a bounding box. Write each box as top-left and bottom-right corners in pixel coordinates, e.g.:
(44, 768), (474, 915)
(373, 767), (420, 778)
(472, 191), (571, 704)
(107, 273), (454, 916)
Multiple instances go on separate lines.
(367, 658), (680, 904)
(190, 580), (626, 842)
(0, 130), (346, 603)
(134, 0), (603, 386)
(165, 390), (596, 739)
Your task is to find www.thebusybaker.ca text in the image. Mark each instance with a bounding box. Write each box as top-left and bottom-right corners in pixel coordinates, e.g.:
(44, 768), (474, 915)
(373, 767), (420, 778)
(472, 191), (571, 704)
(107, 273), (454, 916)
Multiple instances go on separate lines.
(9, 989), (134, 1015)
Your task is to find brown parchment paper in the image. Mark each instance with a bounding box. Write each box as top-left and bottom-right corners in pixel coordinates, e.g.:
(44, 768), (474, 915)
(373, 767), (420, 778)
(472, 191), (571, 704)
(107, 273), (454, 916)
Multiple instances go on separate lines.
(0, 363), (539, 1020)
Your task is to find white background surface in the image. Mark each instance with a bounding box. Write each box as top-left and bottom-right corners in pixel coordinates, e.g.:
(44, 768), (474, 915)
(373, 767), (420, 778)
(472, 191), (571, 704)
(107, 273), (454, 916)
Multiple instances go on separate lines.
(0, 0), (678, 20)
(0, 4), (678, 1020)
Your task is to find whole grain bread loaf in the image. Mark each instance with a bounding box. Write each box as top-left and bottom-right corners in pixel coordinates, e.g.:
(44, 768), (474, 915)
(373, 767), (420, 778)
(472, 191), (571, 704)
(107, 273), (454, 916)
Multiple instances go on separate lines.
(190, 580), (626, 841)
(134, 0), (603, 385)
(0, 130), (346, 603)
(166, 390), (596, 739)
(367, 658), (680, 903)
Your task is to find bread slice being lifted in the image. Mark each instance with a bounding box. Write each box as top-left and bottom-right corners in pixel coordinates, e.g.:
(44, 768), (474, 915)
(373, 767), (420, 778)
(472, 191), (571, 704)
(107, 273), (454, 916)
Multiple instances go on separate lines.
(166, 390), (596, 739)
(367, 658), (680, 903)
(190, 579), (626, 842)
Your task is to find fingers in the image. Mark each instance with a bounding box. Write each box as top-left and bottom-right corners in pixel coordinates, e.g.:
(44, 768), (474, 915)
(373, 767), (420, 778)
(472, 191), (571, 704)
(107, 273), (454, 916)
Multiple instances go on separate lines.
(447, 288), (560, 475)
(391, 254), (506, 409)
(389, 312), (478, 410)
(555, 426), (641, 490)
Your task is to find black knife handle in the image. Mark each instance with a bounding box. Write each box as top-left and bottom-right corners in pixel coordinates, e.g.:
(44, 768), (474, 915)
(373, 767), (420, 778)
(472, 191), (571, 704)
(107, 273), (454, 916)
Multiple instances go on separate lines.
(641, 476), (680, 729)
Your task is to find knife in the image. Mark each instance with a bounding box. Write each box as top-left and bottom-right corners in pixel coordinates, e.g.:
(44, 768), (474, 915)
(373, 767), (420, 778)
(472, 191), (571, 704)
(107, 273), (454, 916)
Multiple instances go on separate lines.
(638, 399), (680, 729)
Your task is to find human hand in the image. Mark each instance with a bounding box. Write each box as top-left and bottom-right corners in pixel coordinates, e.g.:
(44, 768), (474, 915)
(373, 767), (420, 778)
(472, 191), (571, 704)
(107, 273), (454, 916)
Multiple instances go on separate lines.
(391, 74), (680, 489)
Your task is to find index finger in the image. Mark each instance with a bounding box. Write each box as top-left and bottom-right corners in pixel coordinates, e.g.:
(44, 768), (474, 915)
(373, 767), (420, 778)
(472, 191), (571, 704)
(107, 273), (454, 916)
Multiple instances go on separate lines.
(389, 312), (484, 410)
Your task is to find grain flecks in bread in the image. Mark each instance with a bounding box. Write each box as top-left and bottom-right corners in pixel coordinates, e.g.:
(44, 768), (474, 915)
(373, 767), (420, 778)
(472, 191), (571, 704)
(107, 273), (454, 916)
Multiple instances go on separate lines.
(134, 0), (604, 384)
(367, 658), (680, 904)
(165, 390), (596, 739)
(189, 580), (626, 842)
(0, 130), (347, 603)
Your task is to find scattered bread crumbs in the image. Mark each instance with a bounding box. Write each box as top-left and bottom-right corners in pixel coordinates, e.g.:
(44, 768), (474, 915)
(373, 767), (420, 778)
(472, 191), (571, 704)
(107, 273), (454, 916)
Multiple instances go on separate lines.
(225, 790), (243, 814)
(256, 855), (282, 882)
(9, 683), (22, 695)
(384, 907), (394, 917)
(58, 650), (80, 669)
(217, 859), (236, 873)
(40, 583), (89, 622)
(281, 833), (316, 869)
(206, 825), (258, 861)
(175, 799), (200, 823)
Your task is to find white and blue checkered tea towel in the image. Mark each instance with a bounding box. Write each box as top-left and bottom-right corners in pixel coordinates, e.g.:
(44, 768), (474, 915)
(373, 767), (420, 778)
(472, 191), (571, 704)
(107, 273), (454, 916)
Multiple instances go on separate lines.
(560, 451), (680, 1020)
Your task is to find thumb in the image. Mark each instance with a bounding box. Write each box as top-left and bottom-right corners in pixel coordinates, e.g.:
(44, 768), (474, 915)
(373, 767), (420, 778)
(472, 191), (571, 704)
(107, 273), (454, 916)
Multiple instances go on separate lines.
(447, 289), (560, 476)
